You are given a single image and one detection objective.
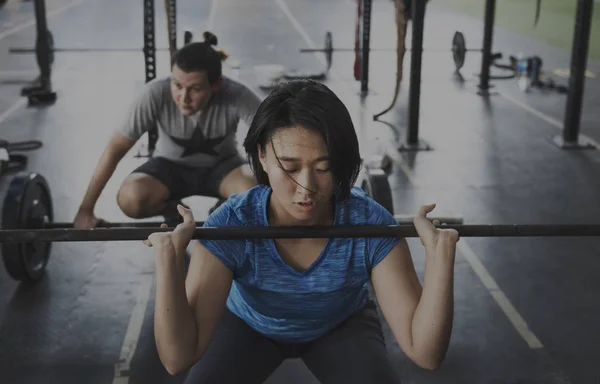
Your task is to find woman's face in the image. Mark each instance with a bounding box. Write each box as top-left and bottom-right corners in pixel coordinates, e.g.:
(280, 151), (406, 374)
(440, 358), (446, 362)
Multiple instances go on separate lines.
(259, 125), (336, 225)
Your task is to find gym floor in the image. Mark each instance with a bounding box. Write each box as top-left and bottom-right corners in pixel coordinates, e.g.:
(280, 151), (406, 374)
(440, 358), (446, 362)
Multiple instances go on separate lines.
(1, 0), (600, 383)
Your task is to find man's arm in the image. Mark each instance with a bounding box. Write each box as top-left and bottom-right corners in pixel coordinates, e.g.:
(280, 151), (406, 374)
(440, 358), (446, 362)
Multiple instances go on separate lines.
(76, 82), (162, 223)
(77, 132), (135, 214)
(370, 238), (455, 370)
(235, 83), (262, 127)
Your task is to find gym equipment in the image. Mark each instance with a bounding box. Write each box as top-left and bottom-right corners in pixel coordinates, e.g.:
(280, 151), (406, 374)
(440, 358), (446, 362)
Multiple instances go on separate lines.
(15, 0), (184, 107)
(2, 223), (599, 244)
(19, 0), (56, 106)
(0, 140), (44, 175)
(42, 215), (463, 229)
(0, 174), (595, 244)
(1, 173), (53, 283)
(10, 45), (191, 54)
(299, 30), (477, 73)
(2, 171), (599, 285)
(2, 166), (441, 283)
(360, 167), (394, 215)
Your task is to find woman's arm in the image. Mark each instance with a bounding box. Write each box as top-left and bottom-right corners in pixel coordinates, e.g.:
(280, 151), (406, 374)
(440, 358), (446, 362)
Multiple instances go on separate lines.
(147, 203), (236, 376)
(370, 237), (456, 370)
(153, 239), (233, 375)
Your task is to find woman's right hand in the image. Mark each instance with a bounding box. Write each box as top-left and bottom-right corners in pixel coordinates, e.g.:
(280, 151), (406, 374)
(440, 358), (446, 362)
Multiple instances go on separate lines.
(144, 204), (196, 255)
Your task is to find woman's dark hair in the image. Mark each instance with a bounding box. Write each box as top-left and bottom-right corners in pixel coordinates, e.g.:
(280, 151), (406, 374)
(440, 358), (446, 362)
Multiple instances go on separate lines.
(172, 31), (228, 85)
(243, 79), (362, 202)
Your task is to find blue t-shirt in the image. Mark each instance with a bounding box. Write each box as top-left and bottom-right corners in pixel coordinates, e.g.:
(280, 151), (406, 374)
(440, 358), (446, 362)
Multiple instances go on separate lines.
(198, 185), (400, 343)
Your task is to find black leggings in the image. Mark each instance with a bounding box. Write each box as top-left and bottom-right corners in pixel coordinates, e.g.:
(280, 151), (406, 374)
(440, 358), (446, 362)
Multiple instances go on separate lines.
(183, 300), (402, 384)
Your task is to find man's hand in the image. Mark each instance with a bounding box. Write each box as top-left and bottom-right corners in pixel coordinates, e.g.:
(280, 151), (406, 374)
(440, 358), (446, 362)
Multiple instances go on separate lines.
(74, 209), (103, 229)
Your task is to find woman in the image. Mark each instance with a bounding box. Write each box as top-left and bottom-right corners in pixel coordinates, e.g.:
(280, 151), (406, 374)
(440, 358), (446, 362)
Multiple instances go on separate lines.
(145, 79), (459, 383)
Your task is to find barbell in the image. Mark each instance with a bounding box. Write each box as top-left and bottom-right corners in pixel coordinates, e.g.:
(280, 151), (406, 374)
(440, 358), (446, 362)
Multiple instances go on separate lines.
(2, 171), (600, 286)
(299, 30), (478, 71)
(0, 171), (461, 284)
(8, 30), (195, 56)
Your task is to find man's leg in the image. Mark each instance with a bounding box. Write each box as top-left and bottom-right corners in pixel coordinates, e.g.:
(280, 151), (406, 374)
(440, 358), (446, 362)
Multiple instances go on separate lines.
(198, 155), (257, 200)
(301, 300), (402, 384)
(218, 163), (257, 198)
(193, 156), (257, 215)
(183, 307), (285, 384)
(117, 157), (193, 219)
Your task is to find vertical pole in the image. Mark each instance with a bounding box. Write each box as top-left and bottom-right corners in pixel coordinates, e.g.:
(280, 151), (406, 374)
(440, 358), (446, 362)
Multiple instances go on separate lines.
(407, 0), (425, 145)
(33, 0), (52, 84)
(143, 0), (157, 83)
(562, 0), (594, 144)
(478, 0), (496, 93)
(167, 0), (177, 66)
(22, 0), (56, 101)
(144, 0), (157, 156)
(360, 0), (372, 93)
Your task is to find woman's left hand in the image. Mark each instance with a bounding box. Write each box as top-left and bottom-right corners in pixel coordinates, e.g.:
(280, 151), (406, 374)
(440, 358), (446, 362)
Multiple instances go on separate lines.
(143, 204), (196, 254)
(413, 204), (460, 255)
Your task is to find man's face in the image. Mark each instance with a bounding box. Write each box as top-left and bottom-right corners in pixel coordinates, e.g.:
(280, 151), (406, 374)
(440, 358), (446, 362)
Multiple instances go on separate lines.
(170, 65), (220, 115)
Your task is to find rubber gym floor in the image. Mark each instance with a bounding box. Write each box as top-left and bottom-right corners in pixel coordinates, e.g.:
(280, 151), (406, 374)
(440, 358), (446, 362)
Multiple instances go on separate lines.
(1, 0), (600, 383)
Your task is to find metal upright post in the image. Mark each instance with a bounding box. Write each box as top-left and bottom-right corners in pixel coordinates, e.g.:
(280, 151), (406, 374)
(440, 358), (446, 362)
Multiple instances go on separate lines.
(142, 0), (157, 157)
(555, 0), (595, 150)
(360, 0), (373, 93)
(477, 0), (496, 94)
(167, 0), (177, 67)
(406, 0), (426, 146)
(21, 0), (57, 105)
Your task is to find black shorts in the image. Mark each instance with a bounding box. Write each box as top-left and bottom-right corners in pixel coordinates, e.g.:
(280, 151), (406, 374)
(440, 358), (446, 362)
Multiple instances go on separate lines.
(131, 155), (246, 201)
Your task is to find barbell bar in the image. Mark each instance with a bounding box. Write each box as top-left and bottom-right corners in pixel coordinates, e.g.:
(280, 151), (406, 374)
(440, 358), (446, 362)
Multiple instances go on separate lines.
(43, 214), (464, 229)
(299, 30), (477, 71)
(8, 29), (195, 55)
(10, 47), (180, 53)
(1, 224), (600, 244)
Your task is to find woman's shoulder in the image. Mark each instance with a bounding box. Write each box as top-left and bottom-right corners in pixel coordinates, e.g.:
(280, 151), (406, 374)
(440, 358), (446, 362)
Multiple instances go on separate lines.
(339, 186), (396, 226)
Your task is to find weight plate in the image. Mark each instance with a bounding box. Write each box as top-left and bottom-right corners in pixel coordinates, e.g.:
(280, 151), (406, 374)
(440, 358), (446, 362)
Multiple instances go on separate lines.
(2, 172), (54, 283)
(324, 31), (333, 71)
(361, 168), (394, 214)
(452, 31), (466, 70)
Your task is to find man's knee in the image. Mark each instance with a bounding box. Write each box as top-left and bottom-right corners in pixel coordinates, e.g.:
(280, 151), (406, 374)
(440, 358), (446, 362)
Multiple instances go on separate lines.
(117, 175), (168, 218)
(218, 164), (258, 197)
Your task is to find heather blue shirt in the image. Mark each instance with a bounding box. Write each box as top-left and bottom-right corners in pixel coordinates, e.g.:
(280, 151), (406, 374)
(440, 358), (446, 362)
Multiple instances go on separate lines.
(198, 184), (400, 343)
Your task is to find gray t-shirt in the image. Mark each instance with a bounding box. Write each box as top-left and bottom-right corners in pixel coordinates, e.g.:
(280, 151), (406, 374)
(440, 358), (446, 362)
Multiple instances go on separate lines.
(120, 76), (262, 167)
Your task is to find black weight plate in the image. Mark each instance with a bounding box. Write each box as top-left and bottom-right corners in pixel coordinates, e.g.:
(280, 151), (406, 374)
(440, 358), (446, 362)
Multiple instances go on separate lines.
(324, 31), (333, 71)
(452, 31), (466, 70)
(361, 168), (394, 214)
(2, 172), (54, 283)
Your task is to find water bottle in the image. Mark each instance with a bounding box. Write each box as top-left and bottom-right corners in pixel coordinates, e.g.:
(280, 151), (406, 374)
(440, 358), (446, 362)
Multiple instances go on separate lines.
(516, 53), (530, 92)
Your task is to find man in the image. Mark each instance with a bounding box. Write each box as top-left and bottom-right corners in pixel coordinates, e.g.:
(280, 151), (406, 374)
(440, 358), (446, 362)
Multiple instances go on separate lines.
(74, 33), (261, 228)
